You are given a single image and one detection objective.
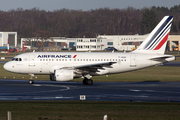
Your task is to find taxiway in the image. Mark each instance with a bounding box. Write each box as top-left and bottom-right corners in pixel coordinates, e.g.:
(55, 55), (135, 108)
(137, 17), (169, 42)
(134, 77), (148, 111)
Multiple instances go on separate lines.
(0, 79), (180, 102)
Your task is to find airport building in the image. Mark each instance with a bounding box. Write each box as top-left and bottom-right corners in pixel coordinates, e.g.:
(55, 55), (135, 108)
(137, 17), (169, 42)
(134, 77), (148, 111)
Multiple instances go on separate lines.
(169, 35), (180, 51)
(76, 34), (180, 51)
(97, 34), (148, 51)
(21, 37), (76, 50)
(20, 34), (180, 52)
(76, 38), (107, 51)
(76, 34), (148, 51)
(0, 32), (17, 48)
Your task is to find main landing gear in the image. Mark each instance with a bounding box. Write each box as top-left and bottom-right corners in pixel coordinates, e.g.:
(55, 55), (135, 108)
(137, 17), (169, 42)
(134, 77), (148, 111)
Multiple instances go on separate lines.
(29, 74), (34, 84)
(83, 78), (93, 85)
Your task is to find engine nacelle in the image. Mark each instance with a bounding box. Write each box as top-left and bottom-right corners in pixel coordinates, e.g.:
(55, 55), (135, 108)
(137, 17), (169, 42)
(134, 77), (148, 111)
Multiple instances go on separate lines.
(54, 69), (74, 81)
(96, 69), (109, 75)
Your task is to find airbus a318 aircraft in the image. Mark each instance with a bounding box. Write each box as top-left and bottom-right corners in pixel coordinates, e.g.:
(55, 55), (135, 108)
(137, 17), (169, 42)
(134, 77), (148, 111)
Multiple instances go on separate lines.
(4, 16), (175, 85)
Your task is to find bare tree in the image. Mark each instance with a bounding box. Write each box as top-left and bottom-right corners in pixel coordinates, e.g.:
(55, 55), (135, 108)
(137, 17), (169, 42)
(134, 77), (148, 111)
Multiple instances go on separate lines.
(32, 30), (53, 50)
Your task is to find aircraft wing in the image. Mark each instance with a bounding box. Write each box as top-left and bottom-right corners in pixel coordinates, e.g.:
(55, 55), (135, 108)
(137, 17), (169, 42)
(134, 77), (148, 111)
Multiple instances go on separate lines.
(73, 62), (116, 73)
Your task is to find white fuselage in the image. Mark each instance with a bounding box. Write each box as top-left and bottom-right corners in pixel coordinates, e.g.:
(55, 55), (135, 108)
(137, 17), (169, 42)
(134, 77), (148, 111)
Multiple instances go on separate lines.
(3, 52), (175, 76)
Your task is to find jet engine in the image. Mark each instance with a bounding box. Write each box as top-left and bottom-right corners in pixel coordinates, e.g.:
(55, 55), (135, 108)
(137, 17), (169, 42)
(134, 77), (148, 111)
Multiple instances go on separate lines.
(96, 69), (109, 75)
(54, 69), (74, 81)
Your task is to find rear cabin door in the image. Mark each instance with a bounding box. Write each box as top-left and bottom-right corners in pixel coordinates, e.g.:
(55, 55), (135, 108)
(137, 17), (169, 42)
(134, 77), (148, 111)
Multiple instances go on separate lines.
(130, 55), (136, 67)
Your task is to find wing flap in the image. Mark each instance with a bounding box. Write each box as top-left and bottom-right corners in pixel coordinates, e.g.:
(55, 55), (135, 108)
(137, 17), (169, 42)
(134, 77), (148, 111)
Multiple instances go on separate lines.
(74, 62), (116, 73)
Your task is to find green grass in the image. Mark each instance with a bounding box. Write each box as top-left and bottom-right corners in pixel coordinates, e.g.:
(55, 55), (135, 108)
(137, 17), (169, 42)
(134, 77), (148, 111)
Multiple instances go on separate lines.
(174, 56), (180, 62)
(0, 101), (180, 120)
(0, 52), (24, 57)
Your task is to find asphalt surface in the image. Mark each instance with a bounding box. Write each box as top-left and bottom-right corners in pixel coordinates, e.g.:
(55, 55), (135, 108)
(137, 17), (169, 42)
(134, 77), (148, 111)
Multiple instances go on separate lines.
(0, 79), (180, 102)
(160, 62), (180, 67)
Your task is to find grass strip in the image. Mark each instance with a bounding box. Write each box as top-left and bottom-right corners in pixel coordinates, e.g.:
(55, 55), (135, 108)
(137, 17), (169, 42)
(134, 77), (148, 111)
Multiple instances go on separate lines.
(0, 101), (180, 120)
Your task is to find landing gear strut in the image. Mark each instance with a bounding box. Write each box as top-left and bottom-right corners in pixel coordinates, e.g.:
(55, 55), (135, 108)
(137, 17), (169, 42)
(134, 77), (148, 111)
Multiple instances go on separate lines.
(83, 78), (93, 85)
(49, 74), (55, 81)
(29, 74), (34, 84)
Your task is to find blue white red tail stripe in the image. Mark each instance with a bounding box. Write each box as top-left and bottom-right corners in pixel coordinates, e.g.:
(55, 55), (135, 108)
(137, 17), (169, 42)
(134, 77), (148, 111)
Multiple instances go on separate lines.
(144, 16), (173, 50)
(134, 16), (173, 54)
(146, 21), (172, 50)
(153, 32), (169, 50)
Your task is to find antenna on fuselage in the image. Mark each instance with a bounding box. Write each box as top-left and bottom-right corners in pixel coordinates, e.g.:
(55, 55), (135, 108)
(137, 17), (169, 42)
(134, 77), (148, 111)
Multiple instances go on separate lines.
(33, 50), (35, 53)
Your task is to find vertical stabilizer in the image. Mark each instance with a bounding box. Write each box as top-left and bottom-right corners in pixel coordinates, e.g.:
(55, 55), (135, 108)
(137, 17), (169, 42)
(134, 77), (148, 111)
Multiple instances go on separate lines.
(133, 16), (173, 54)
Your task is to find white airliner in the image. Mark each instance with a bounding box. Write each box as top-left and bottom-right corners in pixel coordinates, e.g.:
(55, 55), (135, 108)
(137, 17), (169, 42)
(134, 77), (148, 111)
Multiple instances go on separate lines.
(4, 16), (175, 85)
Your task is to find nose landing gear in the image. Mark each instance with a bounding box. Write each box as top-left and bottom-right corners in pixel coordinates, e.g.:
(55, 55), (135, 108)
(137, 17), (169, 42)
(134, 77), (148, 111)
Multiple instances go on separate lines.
(29, 74), (34, 84)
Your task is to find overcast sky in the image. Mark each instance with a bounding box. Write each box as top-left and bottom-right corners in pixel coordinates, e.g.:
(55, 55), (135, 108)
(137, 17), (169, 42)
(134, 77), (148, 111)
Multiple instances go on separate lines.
(0, 0), (180, 11)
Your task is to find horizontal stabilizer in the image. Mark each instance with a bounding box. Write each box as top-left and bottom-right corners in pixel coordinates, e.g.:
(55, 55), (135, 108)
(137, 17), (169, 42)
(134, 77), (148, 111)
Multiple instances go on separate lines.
(149, 56), (175, 61)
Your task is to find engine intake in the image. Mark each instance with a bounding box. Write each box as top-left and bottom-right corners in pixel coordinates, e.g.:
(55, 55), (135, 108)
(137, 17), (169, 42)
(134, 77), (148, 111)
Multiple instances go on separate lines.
(54, 69), (74, 81)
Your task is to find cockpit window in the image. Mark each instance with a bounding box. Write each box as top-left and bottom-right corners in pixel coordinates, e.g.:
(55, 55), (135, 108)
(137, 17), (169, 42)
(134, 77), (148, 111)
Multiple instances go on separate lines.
(11, 58), (22, 61)
(11, 58), (15, 61)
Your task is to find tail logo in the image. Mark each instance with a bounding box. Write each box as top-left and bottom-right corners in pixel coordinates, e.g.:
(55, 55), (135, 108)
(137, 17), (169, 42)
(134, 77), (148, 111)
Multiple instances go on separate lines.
(153, 32), (169, 50)
(142, 16), (173, 51)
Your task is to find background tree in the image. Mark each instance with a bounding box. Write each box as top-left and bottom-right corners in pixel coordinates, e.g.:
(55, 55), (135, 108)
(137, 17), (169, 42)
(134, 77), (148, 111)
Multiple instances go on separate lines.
(32, 30), (53, 50)
(0, 5), (179, 40)
(141, 9), (158, 34)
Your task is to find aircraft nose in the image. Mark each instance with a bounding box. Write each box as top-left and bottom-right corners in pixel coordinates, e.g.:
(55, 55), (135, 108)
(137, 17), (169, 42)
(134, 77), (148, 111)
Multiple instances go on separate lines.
(3, 62), (11, 72)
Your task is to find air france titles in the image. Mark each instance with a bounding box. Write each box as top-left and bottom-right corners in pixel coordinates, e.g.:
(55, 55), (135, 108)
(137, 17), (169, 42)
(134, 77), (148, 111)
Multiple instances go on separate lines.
(37, 55), (71, 58)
